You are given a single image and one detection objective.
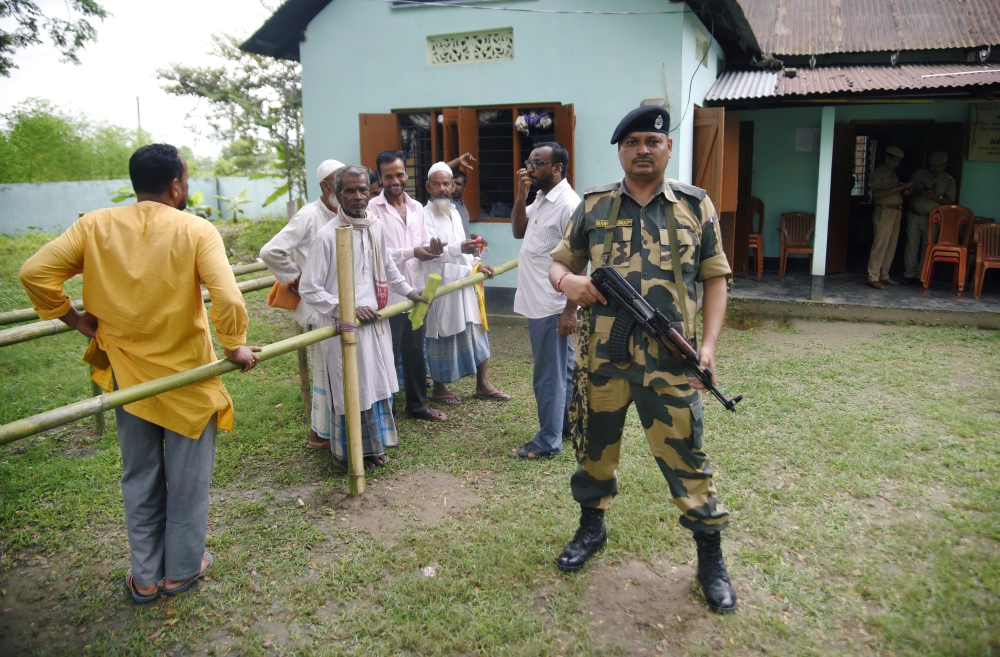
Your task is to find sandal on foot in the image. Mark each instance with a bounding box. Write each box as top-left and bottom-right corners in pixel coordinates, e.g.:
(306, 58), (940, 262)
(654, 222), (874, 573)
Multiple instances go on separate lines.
(163, 552), (213, 596)
(125, 570), (160, 604)
(407, 408), (448, 422)
(307, 439), (331, 450)
(474, 390), (511, 402)
(364, 454), (389, 471)
(431, 393), (462, 406)
(510, 442), (555, 460)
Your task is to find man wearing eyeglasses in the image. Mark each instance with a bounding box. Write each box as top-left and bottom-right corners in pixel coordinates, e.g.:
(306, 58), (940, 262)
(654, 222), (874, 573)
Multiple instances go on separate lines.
(509, 142), (581, 460)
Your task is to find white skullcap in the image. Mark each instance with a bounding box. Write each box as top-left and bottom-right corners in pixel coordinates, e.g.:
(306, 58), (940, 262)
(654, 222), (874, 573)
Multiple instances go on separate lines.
(427, 161), (453, 178)
(316, 159), (345, 184)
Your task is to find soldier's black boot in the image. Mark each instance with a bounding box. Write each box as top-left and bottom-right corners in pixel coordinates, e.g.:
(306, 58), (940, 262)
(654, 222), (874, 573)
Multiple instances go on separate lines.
(693, 531), (737, 613)
(556, 507), (607, 572)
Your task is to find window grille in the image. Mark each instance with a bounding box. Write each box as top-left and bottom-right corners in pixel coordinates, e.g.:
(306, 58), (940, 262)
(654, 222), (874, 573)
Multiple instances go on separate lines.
(851, 135), (877, 198)
(426, 28), (514, 66)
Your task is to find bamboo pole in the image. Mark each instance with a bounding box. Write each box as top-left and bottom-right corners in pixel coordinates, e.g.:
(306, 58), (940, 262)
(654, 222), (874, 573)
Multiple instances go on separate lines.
(0, 276), (277, 348)
(0, 257), (518, 446)
(0, 262), (268, 327)
(89, 365), (105, 435)
(335, 226), (365, 496)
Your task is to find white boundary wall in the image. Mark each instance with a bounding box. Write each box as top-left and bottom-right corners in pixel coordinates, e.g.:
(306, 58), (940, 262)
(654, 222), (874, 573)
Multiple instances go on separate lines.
(0, 177), (287, 234)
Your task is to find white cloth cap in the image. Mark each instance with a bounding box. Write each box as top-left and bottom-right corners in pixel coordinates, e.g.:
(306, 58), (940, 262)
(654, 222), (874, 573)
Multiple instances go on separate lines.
(427, 161), (453, 178)
(316, 159), (345, 184)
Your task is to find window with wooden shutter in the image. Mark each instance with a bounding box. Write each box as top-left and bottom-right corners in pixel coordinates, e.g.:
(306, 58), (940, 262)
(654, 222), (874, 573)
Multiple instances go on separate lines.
(358, 103), (575, 222)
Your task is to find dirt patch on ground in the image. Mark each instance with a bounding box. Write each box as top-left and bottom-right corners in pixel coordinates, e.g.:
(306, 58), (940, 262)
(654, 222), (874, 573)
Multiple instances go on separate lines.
(758, 320), (895, 356)
(318, 469), (484, 544)
(582, 560), (720, 654)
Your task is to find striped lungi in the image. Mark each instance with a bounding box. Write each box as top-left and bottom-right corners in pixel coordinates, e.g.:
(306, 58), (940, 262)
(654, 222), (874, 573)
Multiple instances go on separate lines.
(331, 398), (397, 466)
(309, 327), (333, 441)
(425, 322), (490, 384)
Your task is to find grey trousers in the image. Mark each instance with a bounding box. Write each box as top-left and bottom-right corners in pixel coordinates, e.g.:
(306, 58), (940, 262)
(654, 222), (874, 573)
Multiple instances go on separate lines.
(116, 406), (217, 586)
(528, 314), (575, 455)
(904, 211), (929, 280)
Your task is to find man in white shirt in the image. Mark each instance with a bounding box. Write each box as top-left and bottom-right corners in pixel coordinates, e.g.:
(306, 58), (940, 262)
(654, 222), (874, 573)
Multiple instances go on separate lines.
(368, 151), (448, 422)
(299, 165), (427, 471)
(259, 159), (344, 449)
(421, 163), (510, 405)
(509, 143), (581, 459)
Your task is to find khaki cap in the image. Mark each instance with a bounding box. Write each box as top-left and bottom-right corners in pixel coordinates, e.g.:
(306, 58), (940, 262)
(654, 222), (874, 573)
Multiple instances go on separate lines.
(885, 146), (905, 159)
(929, 151), (948, 166)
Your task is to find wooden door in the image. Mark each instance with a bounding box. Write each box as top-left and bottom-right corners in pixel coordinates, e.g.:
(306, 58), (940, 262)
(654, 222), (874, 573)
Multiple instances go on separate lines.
(926, 122), (965, 203)
(442, 109), (458, 163)
(733, 121), (755, 278)
(457, 107), (480, 220)
(826, 123), (856, 273)
(553, 104), (576, 189)
(719, 113), (740, 271)
(693, 107), (735, 268)
(358, 114), (401, 172)
(693, 107), (724, 209)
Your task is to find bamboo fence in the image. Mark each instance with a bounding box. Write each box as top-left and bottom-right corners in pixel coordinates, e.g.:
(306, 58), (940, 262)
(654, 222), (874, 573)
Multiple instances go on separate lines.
(0, 261), (269, 327)
(0, 274), (276, 348)
(0, 257), (519, 451)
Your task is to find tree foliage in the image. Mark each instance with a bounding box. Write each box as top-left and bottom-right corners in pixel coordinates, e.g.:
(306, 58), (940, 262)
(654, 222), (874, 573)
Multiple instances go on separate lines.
(0, 0), (108, 77)
(0, 98), (152, 183)
(158, 34), (305, 206)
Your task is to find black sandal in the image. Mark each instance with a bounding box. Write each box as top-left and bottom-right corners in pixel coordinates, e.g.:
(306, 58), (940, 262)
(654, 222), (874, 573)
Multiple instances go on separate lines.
(510, 442), (555, 460)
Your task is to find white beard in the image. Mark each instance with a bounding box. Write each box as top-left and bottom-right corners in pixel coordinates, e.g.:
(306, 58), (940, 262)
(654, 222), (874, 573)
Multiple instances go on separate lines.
(432, 197), (452, 218)
(326, 192), (339, 211)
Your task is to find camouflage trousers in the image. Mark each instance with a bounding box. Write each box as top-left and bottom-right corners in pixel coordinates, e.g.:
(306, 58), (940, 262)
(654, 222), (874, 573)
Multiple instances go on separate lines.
(570, 373), (730, 533)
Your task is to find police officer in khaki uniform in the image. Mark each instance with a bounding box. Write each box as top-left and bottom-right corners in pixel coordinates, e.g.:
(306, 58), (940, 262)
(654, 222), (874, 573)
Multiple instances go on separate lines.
(903, 151), (956, 284)
(867, 146), (912, 289)
(547, 106), (736, 613)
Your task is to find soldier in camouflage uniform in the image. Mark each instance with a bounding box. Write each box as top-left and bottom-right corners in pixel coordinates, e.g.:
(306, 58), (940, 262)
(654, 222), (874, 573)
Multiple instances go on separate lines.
(547, 105), (737, 613)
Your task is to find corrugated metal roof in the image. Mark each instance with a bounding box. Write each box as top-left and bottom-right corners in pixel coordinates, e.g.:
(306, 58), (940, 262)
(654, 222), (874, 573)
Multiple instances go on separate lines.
(705, 70), (779, 101)
(707, 64), (1000, 100)
(740, 0), (1000, 55)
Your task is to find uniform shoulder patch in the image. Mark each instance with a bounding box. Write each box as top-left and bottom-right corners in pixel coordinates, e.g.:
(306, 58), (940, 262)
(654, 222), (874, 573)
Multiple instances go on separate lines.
(667, 180), (707, 200)
(583, 181), (620, 196)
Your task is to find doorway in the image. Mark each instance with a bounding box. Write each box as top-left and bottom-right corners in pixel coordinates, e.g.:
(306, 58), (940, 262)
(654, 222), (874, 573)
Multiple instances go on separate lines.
(827, 120), (965, 278)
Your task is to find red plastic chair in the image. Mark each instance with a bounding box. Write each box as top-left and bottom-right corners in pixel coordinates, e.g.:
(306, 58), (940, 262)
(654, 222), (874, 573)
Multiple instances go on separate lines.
(747, 197), (764, 277)
(920, 205), (975, 296)
(778, 212), (815, 281)
(972, 223), (1000, 300)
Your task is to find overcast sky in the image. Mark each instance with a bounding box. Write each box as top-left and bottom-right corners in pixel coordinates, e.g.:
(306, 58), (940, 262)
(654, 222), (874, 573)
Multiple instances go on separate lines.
(0, 0), (275, 157)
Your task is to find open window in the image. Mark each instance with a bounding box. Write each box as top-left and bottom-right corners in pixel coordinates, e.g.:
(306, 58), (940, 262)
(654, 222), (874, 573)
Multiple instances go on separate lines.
(359, 103), (575, 221)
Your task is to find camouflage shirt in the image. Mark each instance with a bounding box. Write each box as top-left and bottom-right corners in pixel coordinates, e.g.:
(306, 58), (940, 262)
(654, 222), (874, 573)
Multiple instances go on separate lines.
(550, 178), (731, 387)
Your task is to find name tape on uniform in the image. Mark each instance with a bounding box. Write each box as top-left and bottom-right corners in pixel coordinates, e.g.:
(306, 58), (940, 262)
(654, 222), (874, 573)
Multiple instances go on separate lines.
(595, 219), (634, 228)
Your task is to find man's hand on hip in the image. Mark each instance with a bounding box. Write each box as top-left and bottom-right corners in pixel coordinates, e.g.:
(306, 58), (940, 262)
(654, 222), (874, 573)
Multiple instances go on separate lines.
(225, 345), (262, 373)
(59, 307), (98, 339)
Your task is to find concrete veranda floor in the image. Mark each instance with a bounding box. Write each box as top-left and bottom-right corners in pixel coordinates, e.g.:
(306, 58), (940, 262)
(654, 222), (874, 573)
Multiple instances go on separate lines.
(729, 270), (1000, 327)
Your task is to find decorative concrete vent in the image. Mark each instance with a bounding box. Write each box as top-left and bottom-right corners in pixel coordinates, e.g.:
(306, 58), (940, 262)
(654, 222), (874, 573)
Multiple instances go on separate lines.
(426, 28), (513, 66)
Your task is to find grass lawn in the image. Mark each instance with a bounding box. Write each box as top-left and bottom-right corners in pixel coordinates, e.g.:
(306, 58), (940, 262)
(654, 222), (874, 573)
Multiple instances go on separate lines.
(1, 221), (998, 656)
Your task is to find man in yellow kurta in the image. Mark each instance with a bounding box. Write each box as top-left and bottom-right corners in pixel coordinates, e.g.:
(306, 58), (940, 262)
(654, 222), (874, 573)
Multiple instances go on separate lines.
(19, 144), (261, 603)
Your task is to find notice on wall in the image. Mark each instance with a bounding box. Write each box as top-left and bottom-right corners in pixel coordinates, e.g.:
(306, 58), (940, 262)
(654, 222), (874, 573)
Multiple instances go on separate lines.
(795, 127), (822, 152)
(969, 106), (1000, 162)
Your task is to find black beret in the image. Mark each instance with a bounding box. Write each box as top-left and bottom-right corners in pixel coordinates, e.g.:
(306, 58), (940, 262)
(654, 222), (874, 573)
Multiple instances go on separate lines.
(610, 105), (671, 144)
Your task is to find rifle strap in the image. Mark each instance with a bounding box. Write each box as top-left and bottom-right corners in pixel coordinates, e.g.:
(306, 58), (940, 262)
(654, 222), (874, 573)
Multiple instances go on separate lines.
(602, 182), (623, 265)
(664, 200), (695, 340)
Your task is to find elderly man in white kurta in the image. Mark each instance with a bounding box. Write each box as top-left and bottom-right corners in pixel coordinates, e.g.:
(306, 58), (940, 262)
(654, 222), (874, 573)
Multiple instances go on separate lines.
(300, 165), (427, 471)
(421, 162), (510, 405)
(260, 159), (344, 450)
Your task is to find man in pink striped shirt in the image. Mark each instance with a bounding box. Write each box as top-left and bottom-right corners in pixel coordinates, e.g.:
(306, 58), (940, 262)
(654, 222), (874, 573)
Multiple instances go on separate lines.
(368, 150), (448, 423)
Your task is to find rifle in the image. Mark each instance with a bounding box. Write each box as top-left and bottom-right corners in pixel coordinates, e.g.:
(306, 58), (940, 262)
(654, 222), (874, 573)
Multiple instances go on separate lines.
(590, 266), (743, 412)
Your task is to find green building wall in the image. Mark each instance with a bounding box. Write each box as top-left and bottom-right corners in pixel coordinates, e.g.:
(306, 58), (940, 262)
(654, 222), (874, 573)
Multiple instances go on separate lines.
(737, 103), (1000, 259)
(298, 0), (724, 288)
